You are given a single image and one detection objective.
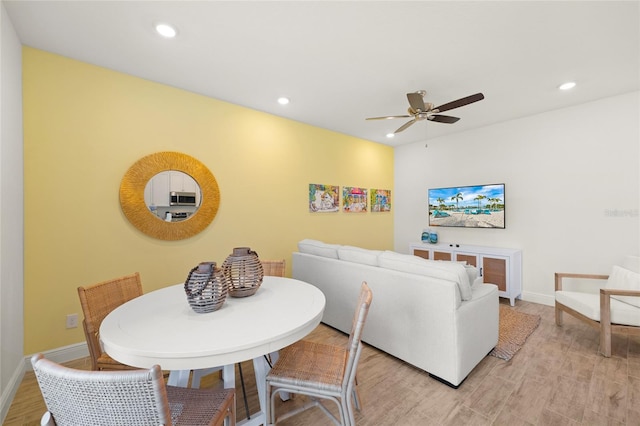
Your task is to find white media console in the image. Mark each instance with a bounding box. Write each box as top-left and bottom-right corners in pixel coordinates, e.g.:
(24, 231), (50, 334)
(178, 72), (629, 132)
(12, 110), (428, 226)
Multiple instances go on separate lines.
(410, 242), (522, 306)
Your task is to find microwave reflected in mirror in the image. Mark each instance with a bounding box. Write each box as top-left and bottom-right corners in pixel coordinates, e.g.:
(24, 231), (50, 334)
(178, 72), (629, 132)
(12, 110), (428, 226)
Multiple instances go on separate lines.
(144, 171), (202, 222)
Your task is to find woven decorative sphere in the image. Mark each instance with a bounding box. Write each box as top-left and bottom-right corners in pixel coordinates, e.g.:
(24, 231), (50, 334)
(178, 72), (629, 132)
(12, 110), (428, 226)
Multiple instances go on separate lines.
(184, 261), (228, 313)
(222, 247), (264, 297)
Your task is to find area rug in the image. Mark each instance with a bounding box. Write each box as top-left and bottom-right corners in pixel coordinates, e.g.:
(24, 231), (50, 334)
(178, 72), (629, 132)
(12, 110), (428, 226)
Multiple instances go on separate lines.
(489, 305), (541, 361)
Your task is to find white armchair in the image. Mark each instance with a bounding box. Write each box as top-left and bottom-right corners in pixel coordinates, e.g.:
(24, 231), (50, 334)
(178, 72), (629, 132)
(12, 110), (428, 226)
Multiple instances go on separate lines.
(555, 255), (640, 357)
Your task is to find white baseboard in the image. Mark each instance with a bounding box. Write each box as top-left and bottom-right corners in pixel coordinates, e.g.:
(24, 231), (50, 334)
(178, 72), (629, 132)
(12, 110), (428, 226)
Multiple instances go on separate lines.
(0, 360), (26, 425)
(0, 342), (88, 424)
(24, 342), (90, 371)
(521, 291), (555, 307)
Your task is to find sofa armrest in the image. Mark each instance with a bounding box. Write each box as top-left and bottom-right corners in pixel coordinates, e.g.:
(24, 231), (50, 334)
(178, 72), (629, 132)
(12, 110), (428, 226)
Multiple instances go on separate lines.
(554, 272), (609, 291)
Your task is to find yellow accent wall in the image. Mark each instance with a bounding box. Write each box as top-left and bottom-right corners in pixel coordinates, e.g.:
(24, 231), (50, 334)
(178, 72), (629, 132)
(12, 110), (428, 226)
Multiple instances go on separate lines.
(22, 47), (393, 354)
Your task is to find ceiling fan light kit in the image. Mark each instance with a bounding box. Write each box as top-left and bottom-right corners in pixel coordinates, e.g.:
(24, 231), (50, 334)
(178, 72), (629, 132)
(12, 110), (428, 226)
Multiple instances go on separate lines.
(366, 90), (485, 134)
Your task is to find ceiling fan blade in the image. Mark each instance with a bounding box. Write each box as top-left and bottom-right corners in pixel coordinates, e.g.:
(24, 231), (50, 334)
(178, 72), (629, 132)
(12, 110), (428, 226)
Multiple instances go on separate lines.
(407, 92), (426, 112)
(365, 115), (412, 120)
(394, 119), (417, 133)
(433, 93), (484, 113)
(428, 115), (460, 124)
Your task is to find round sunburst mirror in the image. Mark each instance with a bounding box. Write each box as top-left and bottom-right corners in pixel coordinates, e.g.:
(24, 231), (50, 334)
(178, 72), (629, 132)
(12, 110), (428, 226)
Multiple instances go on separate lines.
(120, 152), (220, 240)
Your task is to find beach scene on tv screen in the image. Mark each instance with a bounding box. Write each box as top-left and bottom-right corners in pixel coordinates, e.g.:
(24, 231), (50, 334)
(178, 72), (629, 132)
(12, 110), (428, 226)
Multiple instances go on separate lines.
(428, 184), (505, 228)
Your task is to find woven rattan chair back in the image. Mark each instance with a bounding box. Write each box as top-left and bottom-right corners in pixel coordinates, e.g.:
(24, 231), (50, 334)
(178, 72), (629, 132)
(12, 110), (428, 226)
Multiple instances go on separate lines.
(31, 353), (236, 426)
(77, 272), (143, 370)
(261, 259), (286, 277)
(266, 282), (373, 426)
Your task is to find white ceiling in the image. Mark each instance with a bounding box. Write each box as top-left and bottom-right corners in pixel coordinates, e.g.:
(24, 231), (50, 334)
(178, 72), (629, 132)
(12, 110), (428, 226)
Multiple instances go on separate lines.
(4, 1), (639, 146)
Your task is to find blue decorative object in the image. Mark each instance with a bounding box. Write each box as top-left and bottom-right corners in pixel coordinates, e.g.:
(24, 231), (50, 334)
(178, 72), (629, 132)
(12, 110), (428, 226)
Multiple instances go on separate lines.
(429, 230), (439, 244)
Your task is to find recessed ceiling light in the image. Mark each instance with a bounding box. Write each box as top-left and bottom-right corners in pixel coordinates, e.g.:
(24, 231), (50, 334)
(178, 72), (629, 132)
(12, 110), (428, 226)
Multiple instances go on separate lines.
(386, 133), (395, 138)
(155, 23), (177, 38)
(277, 97), (290, 105)
(558, 81), (576, 91)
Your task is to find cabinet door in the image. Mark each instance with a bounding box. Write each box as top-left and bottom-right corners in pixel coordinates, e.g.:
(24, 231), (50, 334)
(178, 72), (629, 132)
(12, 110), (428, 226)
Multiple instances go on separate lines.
(150, 171), (170, 207)
(433, 250), (452, 261)
(169, 171), (198, 193)
(413, 249), (430, 260)
(455, 252), (478, 267)
(481, 255), (508, 292)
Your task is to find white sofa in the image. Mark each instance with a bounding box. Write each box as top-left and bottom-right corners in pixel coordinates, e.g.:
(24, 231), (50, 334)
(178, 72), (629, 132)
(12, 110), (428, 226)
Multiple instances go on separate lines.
(292, 239), (499, 387)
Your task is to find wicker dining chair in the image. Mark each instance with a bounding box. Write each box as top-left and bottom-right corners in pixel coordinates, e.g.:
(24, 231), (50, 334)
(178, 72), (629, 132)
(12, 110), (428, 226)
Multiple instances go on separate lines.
(31, 353), (236, 426)
(261, 259), (286, 277)
(77, 272), (143, 371)
(266, 281), (373, 426)
(79, 273), (222, 386)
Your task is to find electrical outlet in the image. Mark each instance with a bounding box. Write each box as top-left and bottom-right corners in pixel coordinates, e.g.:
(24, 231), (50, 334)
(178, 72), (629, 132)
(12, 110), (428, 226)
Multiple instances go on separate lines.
(66, 313), (79, 329)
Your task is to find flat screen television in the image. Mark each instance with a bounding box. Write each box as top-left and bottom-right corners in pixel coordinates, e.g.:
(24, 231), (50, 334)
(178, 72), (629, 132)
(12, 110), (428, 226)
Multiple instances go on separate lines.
(428, 183), (505, 229)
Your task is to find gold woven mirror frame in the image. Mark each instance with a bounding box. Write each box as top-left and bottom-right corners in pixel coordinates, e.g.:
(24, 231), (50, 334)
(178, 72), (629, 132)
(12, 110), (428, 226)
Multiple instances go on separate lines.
(120, 152), (220, 241)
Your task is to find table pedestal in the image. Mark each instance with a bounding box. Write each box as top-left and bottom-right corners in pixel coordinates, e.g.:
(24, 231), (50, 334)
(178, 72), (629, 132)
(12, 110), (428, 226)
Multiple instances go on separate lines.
(167, 356), (271, 426)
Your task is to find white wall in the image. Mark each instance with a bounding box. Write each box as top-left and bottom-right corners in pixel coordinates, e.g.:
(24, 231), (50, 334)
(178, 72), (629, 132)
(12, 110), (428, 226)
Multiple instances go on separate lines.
(0, 2), (25, 422)
(394, 91), (640, 306)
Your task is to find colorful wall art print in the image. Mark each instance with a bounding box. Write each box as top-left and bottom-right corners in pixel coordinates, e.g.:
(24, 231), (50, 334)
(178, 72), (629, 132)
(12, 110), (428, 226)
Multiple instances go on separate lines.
(371, 189), (391, 212)
(309, 184), (340, 212)
(343, 187), (368, 213)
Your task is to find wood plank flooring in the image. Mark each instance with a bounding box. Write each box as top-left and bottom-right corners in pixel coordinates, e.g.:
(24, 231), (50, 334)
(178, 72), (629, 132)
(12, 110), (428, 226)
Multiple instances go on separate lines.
(4, 300), (640, 425)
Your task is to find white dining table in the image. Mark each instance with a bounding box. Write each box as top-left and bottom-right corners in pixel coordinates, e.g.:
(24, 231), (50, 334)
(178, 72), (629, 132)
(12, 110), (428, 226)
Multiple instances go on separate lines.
(100, 276), (326, 426)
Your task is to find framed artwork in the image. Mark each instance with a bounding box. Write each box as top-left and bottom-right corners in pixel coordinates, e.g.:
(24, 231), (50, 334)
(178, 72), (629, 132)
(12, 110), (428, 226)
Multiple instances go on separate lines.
(343, 187), (368, 213)
(309, 184), (339, 212)
(428, 183), (505, 228)
(371, 189), (391, 212)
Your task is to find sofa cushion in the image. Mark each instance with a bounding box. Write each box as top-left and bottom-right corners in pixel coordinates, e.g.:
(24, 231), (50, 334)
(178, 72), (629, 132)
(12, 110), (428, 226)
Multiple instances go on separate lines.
(463, 265), (480, 287)
(337, 246), (381, 266)
(454, 261), (480, 288)
(472, 276), (484, 288)
(378, 251), (472, 300)
(606, 265), (640, 308)
(297, 239), (340, 259)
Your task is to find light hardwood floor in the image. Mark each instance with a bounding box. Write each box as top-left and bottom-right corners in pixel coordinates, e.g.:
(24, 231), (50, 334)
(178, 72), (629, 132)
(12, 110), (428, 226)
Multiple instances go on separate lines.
(4, 300), (640, 425)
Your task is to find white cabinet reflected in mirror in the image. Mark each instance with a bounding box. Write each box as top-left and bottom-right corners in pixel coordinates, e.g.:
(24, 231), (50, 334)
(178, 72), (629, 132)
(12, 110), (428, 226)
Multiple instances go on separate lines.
(120, 151), (220, 240)
(144, 171), (202, 222)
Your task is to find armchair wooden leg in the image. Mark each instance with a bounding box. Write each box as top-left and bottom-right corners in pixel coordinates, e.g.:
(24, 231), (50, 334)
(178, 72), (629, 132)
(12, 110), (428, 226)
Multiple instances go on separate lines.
(600, 291), (612, 357)
(600, 324), (612, 357)
(555, 305), (564, 326)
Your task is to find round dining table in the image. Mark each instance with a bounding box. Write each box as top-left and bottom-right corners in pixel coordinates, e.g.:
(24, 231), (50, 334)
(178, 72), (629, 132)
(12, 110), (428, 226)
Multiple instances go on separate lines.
(100, 276), (326, 426)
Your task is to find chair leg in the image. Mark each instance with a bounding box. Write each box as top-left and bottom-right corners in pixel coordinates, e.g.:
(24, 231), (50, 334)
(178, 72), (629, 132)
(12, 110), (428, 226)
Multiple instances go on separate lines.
(600, 293), (613, 357)
(351, 376), (362, 412)
(600, 314), (613, 357)
(555, 304), (563, 326)
(352, 388), (361, 412)
(267, 384), (276, 425)
(340, 396), (353, 426)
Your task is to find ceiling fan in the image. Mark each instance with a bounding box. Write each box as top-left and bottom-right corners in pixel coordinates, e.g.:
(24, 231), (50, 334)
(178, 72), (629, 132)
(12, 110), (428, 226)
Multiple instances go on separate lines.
(366, 90), (485, 134)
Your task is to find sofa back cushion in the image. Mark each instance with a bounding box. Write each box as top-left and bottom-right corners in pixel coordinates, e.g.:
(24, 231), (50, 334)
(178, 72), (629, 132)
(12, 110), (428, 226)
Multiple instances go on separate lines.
(460, 263), (481, 288)
(297, 239), (340, 259)
(337, 246), (381, 266)
(378, 251), (473, 300)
